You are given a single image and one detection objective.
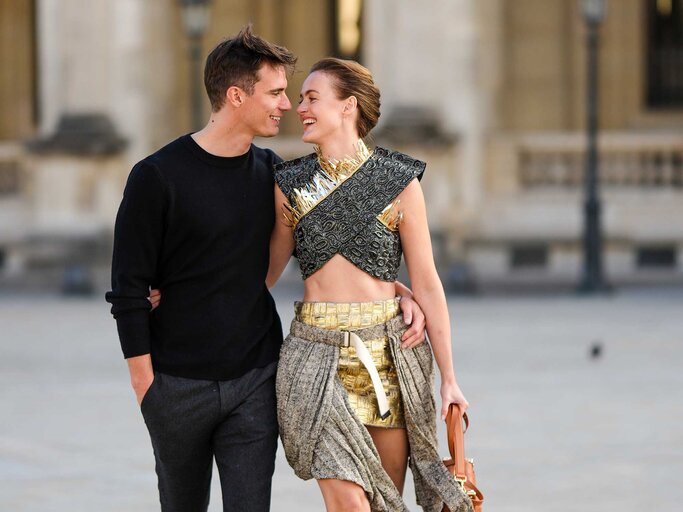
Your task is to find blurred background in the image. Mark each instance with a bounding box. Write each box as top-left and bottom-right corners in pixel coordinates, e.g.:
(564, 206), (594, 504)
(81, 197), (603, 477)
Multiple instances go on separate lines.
(1, 0), (682, 511)
(1, 0), (682, 292)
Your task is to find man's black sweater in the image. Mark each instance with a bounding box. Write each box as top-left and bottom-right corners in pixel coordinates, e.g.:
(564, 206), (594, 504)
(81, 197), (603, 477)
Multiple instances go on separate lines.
(106, 134), (283, 381)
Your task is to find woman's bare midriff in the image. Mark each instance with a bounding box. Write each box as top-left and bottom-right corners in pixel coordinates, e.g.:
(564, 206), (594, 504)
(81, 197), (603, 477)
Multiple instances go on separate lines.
(302, 254), (396, 303)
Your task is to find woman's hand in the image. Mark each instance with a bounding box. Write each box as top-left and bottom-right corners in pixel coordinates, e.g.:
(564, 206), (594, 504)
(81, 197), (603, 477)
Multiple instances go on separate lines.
(440, 379), (469, 420)
(148, 288), (161, 310)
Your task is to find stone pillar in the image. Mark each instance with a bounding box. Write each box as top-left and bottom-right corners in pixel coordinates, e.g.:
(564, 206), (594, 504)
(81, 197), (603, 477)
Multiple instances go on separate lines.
(36, 0), (177, 160)
(364, 0), (503, 239)
(0, 0), (36, 139)
(37, 0), (113, 133)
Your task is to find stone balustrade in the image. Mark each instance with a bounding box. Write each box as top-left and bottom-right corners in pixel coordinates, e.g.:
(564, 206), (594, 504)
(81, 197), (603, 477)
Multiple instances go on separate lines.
(517, 132), (683, 189)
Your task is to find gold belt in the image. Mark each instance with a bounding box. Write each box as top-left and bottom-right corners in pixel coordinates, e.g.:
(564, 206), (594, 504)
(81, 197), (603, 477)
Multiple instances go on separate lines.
(294, 299), (400, 330)
(294, 298), (404, 426)
(290, 315), (405, 419)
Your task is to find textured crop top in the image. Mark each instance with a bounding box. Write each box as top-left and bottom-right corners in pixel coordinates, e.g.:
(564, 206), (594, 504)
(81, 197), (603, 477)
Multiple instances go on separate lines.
(273, 145), (426, 282)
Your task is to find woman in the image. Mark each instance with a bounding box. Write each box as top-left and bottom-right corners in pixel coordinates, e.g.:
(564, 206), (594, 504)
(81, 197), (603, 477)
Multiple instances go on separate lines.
(267, 58), (472, 512)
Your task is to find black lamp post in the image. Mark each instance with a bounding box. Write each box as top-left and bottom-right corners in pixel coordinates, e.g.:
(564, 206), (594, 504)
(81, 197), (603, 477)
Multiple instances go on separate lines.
(179, 0), (211, 131)
(579, 0), (608, 293)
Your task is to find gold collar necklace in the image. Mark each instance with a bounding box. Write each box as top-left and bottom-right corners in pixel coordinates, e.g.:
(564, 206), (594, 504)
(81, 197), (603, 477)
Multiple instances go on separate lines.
(314, 139), (372, 180)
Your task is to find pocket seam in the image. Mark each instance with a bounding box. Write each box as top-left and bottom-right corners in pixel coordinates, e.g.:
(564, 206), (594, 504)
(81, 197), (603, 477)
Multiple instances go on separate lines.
(139, 374), (157, 411)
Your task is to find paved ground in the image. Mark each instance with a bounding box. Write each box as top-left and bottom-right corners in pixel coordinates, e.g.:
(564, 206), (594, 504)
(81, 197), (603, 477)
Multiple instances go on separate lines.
(1, 285), (682, 511)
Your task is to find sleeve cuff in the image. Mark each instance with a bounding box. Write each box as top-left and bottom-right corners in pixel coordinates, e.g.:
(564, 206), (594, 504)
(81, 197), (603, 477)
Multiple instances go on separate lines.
(115, 310), (152, 359)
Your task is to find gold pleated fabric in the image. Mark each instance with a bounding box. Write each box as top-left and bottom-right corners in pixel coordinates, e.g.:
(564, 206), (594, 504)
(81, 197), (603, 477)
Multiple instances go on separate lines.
(295, 299), (405, 428)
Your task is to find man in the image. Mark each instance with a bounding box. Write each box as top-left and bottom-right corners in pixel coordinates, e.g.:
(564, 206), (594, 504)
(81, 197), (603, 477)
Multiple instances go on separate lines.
(106, 26), (424, 511)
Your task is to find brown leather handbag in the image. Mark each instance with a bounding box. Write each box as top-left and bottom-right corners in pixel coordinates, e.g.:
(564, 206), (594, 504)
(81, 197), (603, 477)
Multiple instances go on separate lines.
(442, 404), (484, 512)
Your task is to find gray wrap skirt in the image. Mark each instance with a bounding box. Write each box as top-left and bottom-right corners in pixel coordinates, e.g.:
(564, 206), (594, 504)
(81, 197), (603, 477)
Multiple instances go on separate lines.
(276, 312), (473, 512)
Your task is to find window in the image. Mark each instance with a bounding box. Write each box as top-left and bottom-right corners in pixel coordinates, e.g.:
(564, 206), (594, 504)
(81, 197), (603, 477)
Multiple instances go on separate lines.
(510, 245), (549, 269)
(646, 0), (683, 107)
(636, 245), (677, 268)
(330, 0), (363, 60)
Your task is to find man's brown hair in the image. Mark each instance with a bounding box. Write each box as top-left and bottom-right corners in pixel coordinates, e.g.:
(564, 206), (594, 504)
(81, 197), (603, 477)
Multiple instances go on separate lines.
(204, 25), (297, 112)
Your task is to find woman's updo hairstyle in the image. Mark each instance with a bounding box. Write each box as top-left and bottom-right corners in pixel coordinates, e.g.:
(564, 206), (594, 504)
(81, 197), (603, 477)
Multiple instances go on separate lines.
(310, 58), (381, 138)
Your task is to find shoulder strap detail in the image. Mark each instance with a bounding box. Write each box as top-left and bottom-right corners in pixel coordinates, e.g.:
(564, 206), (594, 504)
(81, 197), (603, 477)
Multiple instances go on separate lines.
(273, 153), (317, 200)
(354, 147), (426, 218)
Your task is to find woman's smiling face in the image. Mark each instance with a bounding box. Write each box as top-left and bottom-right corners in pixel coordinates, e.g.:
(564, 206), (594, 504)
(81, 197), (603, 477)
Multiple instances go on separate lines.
(296, 71), (350, 145)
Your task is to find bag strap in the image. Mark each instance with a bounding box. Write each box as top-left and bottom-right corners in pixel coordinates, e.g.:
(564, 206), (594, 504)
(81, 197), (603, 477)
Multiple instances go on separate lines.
(446, 403), (469, 481)
(446, 404), (485, 504)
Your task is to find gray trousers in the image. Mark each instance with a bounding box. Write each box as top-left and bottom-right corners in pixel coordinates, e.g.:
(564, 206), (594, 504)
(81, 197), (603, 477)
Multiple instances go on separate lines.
(140, 362), (279, 512)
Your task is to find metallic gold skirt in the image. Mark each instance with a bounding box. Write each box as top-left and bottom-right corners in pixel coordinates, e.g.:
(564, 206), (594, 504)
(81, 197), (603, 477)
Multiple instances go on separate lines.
(294, 298), (405, 428)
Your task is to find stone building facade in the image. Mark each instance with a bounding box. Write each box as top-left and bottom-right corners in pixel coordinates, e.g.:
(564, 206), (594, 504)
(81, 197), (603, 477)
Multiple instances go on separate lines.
(1, 0), (682, 290)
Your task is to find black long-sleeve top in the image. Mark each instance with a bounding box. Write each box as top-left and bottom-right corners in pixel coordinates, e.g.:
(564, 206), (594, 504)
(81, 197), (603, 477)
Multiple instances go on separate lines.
(105, 134), (283, 381)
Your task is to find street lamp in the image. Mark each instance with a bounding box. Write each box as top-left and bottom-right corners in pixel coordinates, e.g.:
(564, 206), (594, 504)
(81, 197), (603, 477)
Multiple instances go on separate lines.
(578, 0), (608, 293)
(178, 0), (211, 131)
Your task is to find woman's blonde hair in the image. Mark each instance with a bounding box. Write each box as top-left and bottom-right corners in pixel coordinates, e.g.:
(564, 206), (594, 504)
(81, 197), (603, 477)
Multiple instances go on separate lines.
(310, 58), (380, 138)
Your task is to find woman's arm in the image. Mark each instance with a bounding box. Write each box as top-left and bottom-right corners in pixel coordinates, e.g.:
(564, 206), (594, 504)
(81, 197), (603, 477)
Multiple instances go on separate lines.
(398, 179), (468, 418)
(266, 184), (295, 289)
